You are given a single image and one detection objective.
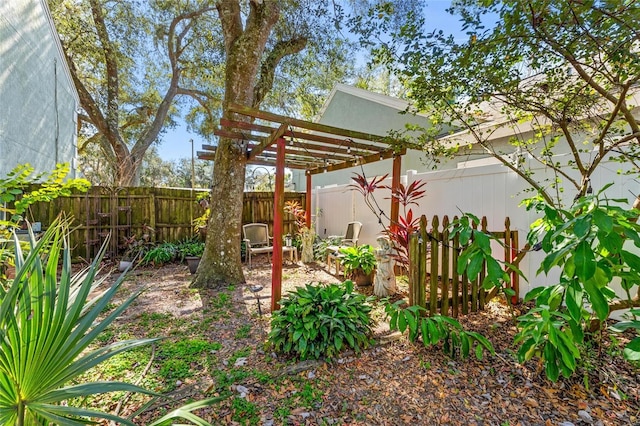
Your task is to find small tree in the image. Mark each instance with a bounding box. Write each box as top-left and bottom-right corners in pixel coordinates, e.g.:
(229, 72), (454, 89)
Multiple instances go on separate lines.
(351, 0), (640, 209)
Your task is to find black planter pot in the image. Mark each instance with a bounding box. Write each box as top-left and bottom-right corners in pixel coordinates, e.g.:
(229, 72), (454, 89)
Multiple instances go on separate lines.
(185, 256), (201, 274)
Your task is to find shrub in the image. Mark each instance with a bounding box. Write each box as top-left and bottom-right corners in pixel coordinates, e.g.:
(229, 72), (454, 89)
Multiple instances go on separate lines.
(268, 281), (374, 360)
(385, 301), (494, 360)
(339, 244), (376, 276)
(176, 237), (205, 260)
(143, 242), (178, 265)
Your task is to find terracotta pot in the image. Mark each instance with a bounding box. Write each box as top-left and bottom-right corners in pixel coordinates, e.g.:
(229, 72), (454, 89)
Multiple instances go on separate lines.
(352, 269), (374, 286)
(186, 256), (201, 274)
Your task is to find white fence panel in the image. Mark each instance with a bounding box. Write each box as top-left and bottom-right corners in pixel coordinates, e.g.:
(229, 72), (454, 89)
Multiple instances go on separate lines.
(314, 155), (640, 299)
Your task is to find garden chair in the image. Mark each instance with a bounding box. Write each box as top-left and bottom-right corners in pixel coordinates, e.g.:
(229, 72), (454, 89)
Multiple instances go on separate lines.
(326, 221), (362, 273)
(242, 223), (273, 269)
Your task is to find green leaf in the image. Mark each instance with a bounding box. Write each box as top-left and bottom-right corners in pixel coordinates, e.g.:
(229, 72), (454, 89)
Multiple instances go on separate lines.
(397, 311), (407, 333)
(475, 344), (483, 360)
(427, 320), (440, 345)
(621, 250), (640, 272)
(467, 252), (484, 279)
(461, 333), (470, 358)
(524, 286), (546, 303)
(565, 281), (583, 322)
(584, 277), (610, 321)
(623, 338), (640, 361)
(574, 240), (595, 282)
(420, 318), (430, 347)
(573, 215), (591, 238)
(544, 342), (559, 382)
(592, 209), (613, 232)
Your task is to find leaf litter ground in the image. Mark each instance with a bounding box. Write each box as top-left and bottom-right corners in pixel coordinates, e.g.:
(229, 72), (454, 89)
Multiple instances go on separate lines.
(94, 256), (639, 426)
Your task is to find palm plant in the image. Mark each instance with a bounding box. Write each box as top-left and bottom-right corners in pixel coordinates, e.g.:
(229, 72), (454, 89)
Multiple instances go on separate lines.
(0, 218), (216, 425)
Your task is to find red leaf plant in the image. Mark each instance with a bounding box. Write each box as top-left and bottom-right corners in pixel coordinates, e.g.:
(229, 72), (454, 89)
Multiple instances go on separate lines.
(284, 200), (307, 231)
(348, 172), (427, 269)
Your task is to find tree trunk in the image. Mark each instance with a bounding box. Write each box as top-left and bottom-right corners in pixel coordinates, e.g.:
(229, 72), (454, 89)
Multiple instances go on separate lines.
(192, 0), (280, 289)
(191, 139), (247, 288)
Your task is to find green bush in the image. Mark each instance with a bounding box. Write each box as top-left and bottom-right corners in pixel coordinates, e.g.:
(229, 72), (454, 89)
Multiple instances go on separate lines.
(143, 242), (178, 265)
(339, 244), (376, 276)
(268, 281), (374, 360)
(176, 237), (205, 260)
(385, 301), (494, 360)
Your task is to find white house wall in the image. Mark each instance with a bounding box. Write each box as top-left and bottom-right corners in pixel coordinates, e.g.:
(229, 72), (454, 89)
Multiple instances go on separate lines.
(0, 0), (79, 177)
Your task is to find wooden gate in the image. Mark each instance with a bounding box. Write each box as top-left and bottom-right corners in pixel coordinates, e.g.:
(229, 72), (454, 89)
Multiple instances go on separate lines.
(408, 214), (523, 317)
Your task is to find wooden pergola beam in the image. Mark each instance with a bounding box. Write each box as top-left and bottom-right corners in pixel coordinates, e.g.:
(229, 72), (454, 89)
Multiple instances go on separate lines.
(219, 118), (386, 153)
(197, 150), (308, 169)
(249, 122), (288, 160)
(307, 148), (406, 175)
(204, 140), (356, 167)
(228, 103), (420, 149)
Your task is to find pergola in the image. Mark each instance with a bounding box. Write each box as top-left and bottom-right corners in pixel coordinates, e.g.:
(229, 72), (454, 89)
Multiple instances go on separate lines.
(198, 103), (419, 311)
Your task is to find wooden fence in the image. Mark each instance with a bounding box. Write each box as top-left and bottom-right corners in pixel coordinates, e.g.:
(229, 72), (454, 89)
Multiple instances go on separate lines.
(408, 214), (523, 317)
(26, 187), (304, 261)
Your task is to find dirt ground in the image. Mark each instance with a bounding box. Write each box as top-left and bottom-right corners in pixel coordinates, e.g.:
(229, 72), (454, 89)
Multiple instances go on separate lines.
(103, 255), (640, 426)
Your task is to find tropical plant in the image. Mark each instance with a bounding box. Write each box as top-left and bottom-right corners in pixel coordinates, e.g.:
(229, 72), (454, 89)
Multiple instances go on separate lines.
(143, 242), (178, 266)
(0, 163), (90, 284)
(514, 188), (640, 380)
(449, 213), (524, 301)
(339, 244), (376, 277)
(385, 301), (494, 360)
(0, 217), (219, 424)
(176, 238), (206, 260)
(268, 281), (375, 360)
(348, 172), (426, 268)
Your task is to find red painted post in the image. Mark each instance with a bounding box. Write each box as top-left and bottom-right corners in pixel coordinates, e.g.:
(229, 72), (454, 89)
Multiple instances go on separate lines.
(305, 172), (312, 228)
(390, 154), (402, 232)
(271, 137), (286, 311)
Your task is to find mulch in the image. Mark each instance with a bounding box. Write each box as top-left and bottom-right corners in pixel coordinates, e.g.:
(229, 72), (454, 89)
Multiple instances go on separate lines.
(107, 256), (640, 426)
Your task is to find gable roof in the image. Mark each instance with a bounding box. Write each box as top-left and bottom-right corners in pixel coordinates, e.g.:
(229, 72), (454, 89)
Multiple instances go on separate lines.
(316, 83), (417, 119)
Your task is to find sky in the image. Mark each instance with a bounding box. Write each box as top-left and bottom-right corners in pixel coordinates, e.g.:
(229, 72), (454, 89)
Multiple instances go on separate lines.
(156, 1), (469, 163)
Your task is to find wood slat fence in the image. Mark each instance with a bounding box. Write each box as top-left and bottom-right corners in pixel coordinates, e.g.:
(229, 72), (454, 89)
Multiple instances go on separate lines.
(26, 187), (304, 261)
(408, 214), (523, 317)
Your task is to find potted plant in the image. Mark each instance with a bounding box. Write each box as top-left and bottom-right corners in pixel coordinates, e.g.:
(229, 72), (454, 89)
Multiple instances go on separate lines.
(177, 238), (205, 274)
(119, 226), (154, 271)
(142, 242), (177, 266)
(339, 244), (376, 286)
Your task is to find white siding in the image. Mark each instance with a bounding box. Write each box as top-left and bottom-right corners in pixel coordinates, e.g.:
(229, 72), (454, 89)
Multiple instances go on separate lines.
(0, 0), (78, 177)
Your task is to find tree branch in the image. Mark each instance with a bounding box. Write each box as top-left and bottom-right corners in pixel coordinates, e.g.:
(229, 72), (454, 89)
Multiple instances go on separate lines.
(253, 36), (308, 107)
(88, 0), (119, 136)
(216, 0), (243, 53)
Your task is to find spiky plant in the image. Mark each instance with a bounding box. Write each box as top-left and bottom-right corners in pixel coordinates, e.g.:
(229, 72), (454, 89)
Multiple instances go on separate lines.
(0, 218), (216, 425)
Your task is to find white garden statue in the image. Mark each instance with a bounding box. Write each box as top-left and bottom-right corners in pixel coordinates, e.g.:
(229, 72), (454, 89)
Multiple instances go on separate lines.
(374, 236), (396, 297)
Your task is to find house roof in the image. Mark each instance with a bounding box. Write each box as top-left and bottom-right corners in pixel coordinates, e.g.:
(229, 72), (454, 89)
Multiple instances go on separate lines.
(316, 83), (421, 119)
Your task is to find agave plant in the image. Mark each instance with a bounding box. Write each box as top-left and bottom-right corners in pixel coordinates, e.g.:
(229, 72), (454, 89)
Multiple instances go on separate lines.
(0, 218), (216, 425)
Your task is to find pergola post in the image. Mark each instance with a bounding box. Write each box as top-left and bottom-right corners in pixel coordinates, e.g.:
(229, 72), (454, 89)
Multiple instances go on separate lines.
(305, 172), (312, 228)
(271, 137), (286, 311)
(390, 154), (402, 232)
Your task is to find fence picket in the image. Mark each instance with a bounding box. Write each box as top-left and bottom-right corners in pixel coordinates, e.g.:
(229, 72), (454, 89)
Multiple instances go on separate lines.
(441, 215), (450, 316)
(28, 187), (304, 260)
(408, 214), (522, 318)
